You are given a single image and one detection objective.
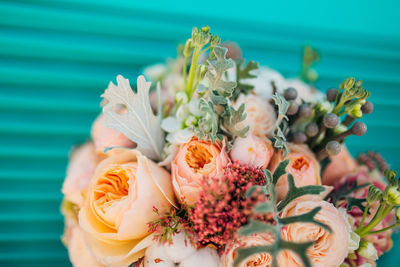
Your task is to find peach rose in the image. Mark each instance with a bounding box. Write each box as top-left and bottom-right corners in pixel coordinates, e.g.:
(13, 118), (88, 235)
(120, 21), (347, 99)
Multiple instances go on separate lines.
(222, 233), (291, 267)
(268, 144), (321, 200)
(280, 196), (350, 267)
(91, 113), (135, 155)
(230, 135), (274, 169)
(63, 218), (105, 267)
(234, 94), (277, 137)
(62, 142), (101, 207)
(78, 149), (176, 266)
(323, 145), (357, 185)
(171, 139), (230, 205)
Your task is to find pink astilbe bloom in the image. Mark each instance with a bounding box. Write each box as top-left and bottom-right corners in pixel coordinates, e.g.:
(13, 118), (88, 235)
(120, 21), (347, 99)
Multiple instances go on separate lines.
(190, 162), (271, 247)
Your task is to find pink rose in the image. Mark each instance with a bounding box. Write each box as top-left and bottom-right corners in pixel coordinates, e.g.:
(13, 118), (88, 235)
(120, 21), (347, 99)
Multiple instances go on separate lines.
(268, 144), (322, 200)
(280, 196), (350, 267)
(230, 135), (274, 169)
(91, 114), (135, 155)
(323, 145), (357, 185)
(78, 149), (176, 266)
(234, 94), (277, 137)
(62, 142), (101, 207)
(172, 139), (230, 205)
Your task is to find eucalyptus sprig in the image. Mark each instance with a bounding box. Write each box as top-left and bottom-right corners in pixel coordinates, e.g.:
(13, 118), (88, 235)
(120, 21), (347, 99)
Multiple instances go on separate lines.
(234, 160), (329, 267)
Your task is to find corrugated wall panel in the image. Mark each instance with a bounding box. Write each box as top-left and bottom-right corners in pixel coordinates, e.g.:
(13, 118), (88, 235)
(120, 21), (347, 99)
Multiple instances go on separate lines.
(1, 0), (399, 266)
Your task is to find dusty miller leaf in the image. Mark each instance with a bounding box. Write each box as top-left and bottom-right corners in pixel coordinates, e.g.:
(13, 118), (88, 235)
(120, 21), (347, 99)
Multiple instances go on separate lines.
(233, 59), (259, 99)
(206, 46), (236, 97)
(347, 197), (367, 213)
(278, 207), (331, 232)
(194, 99), (220, 142)
(221, 103), (249, 138)
(239, 220), (277, 236)
(277, 174), (326, 212)
(101, 75), (164, 160)
(271, 93), (290, 156)
(272, 159), (290, 185)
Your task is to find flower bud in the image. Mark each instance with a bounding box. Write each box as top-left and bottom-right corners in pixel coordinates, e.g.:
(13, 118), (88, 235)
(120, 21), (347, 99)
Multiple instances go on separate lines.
(176, 91), (188, 104)
(185, 116), (197, 127)
(176, 104), (190, 121)
(357, 240), (378, 261)
(184, 39), (193, 57)
(367, 185), (383, 204)
(349, 103), (363, 118)
(196, 64), (207, 81)
(342, 77), (355, 90)
(384, 186), (400, 206)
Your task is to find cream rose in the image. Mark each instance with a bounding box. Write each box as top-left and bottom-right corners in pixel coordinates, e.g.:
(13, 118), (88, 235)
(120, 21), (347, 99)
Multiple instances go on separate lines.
(234, 94), (277, 137)
(268, 144), (321, 200)
(171, 139), (230, 205)
(63, 218), (105, 267)
(230, 135), (274, 169)
(62, 142), (101, 207)
(280, 196), (350, 267)
(91, 114), (135, 155)
(78, 148), (176, 266)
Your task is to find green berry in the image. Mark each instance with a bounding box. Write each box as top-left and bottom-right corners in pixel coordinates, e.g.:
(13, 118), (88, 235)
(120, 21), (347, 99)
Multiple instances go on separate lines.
(326, 140), (341, 156)
(305, 123), (319, 137)
(284, 87), (298, 101)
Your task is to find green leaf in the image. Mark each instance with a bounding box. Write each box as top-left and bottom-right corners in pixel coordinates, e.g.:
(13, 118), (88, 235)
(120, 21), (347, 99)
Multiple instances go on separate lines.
(245, 185), (268, 198)
(254, 202), (275, 213)
(221, 104), (249, 138)
(194, 99), (219, 142)
(233, 59), (259, 99)
(280, 240), (314, 267)
(239, 220), (277, 236)
(277, 174), (326, 212)
(273, 159), (290, 185)
(271, 93), (290, 157)
(347, 197), (367, 213)
(278, 207), (332, 232)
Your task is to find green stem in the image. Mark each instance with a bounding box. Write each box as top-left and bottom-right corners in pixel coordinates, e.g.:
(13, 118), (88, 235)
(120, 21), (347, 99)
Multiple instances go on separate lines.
(367, 223), (398, 235)
(356, 204), (393, 237)
(186, 46), (201, 98)
(183, 55), (188, 86)
(359, 203), (370, 227)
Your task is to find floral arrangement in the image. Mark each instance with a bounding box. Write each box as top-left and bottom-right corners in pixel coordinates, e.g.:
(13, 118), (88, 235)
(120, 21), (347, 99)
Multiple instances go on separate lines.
(61, 26), (400, 267)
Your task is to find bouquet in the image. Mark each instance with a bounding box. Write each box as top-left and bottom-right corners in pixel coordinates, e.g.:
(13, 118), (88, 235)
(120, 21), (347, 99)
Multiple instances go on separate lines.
(61, 26), (400, 267)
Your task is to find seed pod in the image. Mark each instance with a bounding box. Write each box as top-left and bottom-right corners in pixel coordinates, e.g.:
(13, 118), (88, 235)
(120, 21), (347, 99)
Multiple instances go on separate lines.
(326, 88), (338, 102)
(326, 140), (341, 156)
(286, 101), (299, 115)
(323, 113), (339, 128)
(292, 132), (307, 144)
(351, 122), (367, 136)
(284, 87), (298, 101)
(361, 101), (374, 114)
(298, 104), (312, 118)
(305, 123), (319, 137)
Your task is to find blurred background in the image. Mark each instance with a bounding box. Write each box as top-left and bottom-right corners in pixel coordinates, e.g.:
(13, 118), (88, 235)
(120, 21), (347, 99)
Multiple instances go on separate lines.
(0, 0), (399, 266)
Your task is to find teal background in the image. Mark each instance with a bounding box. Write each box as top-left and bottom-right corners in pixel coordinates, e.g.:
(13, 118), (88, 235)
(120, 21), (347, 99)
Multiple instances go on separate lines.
(0, 0), (399, 266)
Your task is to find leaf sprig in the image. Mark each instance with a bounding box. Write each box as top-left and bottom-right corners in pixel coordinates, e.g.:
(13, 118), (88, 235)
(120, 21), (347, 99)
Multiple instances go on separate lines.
(232, 59), (259, 99)
(271, 93), (290, 156)
(234, 160), (329, 267)
(194, 46), (249, 142)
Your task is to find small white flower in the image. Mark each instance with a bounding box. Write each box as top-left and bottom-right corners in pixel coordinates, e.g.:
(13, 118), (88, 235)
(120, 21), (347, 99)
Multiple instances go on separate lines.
(179, 247), (220, 267)
(163, 232), (196, 263)
(357, 240), (378, 261)
(143, 63), (167, 81)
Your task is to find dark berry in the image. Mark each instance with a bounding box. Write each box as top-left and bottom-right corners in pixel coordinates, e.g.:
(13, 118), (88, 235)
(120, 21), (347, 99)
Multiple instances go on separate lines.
(326, 88), (338, 102)
(351, 122), (367, 136)
(284, 87), (298, 101)
(323, 113), (339, 128)
(361, 101), (374, 114)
